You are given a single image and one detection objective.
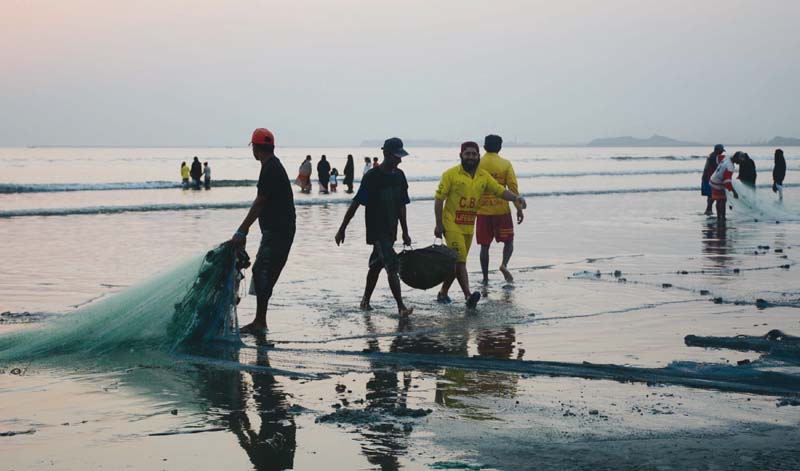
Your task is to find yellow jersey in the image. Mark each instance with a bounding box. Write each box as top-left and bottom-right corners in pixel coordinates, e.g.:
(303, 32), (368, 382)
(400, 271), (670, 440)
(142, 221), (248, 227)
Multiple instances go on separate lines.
(435, 165), (505, 234)
(181, 166), (190, 179)
(477, 152), (519, 215)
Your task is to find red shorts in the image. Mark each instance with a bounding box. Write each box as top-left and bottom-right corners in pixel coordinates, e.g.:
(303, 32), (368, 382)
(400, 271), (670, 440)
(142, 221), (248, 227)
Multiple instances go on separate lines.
(711, 187), (727, 201)
(476, 213), (514, 245)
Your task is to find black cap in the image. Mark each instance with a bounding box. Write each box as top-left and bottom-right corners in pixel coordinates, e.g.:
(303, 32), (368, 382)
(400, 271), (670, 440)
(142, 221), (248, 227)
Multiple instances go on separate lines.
(382, 137), (409, 158)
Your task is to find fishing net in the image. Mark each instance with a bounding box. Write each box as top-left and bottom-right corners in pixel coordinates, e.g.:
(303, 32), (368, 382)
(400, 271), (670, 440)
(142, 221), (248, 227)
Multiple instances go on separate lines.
(729, 181), (799, 222)
(0, 242), (248, 364)
(398, 244), (457, 290)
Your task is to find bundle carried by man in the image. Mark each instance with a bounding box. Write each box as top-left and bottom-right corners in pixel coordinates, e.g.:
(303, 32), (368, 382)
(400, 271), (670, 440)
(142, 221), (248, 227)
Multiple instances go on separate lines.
(398, 242), (457, 290)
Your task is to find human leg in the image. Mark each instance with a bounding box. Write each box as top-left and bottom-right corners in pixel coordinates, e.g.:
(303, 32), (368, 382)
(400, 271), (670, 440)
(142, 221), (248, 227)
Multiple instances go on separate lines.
(439, 231), (468, 300)
(246, 230), (294, 333)
(362, 244), (384, 310)
(494, 213), (515, 282)
(475, 215), (494, 285)
(479, 245), (490, 285)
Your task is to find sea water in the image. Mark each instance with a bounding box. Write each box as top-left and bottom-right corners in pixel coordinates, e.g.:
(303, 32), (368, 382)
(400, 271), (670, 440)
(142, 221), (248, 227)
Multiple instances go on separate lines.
(1, 146), (799, 470)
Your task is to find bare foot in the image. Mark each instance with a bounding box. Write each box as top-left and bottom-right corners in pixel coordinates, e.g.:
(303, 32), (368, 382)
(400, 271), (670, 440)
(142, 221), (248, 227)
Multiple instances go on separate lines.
(240, 322), (268, 335)
(480, 277), (489, 286)
(399, 307), (414, 317)
(360, 299), (373, 311)
(499, 265), (514, 283)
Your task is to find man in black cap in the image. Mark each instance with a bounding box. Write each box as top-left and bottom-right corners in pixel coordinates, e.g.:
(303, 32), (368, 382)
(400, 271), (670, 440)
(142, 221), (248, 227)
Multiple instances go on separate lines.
(335, 137), (413, 316)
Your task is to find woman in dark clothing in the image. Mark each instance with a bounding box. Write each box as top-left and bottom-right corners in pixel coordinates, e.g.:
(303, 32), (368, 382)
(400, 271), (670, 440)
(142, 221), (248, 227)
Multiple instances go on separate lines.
(317, 155), (331, 194)
(343, 154), (355, 193)
(773, 148), (786, 201)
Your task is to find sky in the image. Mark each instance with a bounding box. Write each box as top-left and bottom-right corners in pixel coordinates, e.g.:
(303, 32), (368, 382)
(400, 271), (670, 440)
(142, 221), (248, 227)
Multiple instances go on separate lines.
(1, 0), (798, 147)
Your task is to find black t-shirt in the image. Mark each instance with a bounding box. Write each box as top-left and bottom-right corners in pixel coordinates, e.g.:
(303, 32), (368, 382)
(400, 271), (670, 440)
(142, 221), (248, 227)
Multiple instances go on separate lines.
(257, 157), (296, 233)
(738, 158), (757, 185)
(354, 167), (410, 244)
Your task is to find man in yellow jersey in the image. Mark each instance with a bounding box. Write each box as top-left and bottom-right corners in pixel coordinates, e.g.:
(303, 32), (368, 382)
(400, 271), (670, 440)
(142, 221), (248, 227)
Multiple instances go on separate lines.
(434, 141), (527, 308)
(476, 134), (524, 285)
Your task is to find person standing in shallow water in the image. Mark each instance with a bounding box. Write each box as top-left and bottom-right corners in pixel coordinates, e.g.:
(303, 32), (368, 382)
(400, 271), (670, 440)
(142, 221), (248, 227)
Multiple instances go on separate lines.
(343, 154), (355, 193)
(203, 161), (211, 189)
(737, 152), (757, 188)
(434, 141), (526, 308)
(363, 157), (372, 175)
(317, 155), (331, 194)
(231, 128), (296, 334)
(335, 137), (413, 317)
(773, 149), (786, 201)
(180, 161), (190, 189)
(702, 144), (725, 215)
(476, 134), (524, 285)
(190, 156), (203, 190)
(709, 151), (742, 223)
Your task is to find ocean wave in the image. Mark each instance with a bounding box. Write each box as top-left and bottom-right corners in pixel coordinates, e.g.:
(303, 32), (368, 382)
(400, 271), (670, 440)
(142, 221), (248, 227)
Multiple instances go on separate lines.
(0, 180), (258, 193)
(2, 183), (797, 218)
(6, 169), (799, 194)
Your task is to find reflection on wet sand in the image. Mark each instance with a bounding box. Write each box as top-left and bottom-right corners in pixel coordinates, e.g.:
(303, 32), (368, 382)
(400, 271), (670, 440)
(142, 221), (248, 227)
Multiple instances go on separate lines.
(194, 336), (296, 471)
(701, 220), (731, 271)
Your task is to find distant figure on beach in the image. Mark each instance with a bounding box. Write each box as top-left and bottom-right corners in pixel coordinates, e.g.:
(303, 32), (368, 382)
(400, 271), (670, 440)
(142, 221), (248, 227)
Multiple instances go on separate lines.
(372, 157), (379, 168)
(476, 134), (523, 285)
(297, 155), (312, 193)
(190, 156), (202, 190)
(702, 144), (725, 215)
(231, 128), (295, 334)
(737, 152), (757, 188)
(180, 161), (190, 189)
(434, 141), (526, 308)
(330, 168), (339, 192)
(343, 154), (355, 193)
(773, 149), (786, 201)
(363, 157), (372, 175)
(709, 151), (742, 222)
(335, 137), (413, 317)
(317, 155), (331, 194)
(203, 161), (211, 189)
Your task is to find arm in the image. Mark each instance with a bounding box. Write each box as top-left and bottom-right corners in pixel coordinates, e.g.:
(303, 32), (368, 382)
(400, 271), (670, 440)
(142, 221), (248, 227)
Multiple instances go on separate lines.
(231, 194), (268, 246)
(506, 165), (524, 223)
(399, 204), (411, 246)
(500, 189), (527, 209)
(434, 198), (445, 238)
(335, 200), (360, 245)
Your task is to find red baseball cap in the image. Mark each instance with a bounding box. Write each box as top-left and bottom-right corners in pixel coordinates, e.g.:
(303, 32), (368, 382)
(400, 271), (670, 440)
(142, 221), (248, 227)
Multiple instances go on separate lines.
(250, 128), (275, 146)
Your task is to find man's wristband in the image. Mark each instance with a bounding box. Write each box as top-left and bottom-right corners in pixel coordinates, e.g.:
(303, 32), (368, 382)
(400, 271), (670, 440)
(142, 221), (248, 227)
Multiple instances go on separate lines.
(234, 230), (247, 237)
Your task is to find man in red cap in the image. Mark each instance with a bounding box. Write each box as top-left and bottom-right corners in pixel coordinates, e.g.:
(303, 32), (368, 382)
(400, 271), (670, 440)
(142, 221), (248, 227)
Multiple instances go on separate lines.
(231, 128), (296, 334)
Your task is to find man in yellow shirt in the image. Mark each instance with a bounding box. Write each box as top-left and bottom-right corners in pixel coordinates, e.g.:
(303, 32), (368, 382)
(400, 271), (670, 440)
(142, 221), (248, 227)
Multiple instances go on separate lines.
(476, 134), (524, 285)
(434, 141), (527, 308)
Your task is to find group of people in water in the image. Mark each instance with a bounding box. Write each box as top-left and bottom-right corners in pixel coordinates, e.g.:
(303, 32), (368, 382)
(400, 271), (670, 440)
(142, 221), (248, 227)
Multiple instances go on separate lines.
(180, 156), (212, 190)
(701, 144), (787, 221)
(230, 128), (525, 334)
(295, 154), (382, 194)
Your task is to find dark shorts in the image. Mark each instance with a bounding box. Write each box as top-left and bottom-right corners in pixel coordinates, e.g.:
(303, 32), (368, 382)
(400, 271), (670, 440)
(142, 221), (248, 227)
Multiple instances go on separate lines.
(252, 229), (295, 300)
(701, 179), (711, 196)
(368, 239), (398, 272)
(475, 213), (514, 245)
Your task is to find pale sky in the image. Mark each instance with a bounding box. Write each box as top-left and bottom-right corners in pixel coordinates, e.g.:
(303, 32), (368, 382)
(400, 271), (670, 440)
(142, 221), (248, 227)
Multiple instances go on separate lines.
(1, 0), (798, 146)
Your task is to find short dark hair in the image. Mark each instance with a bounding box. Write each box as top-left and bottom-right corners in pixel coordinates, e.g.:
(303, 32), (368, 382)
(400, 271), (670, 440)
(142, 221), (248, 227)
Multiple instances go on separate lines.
(253, 143), (275, 154)
(484, 134), (503, 153)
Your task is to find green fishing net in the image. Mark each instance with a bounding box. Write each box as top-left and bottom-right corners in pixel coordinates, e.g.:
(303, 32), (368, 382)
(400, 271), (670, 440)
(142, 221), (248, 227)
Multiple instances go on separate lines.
(0, 242), (248, 364)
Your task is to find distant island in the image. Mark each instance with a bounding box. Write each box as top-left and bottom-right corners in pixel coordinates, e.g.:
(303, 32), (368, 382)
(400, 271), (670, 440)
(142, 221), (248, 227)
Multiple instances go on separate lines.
(587, 134), (701, 147)
(765, 136), (800, 146)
